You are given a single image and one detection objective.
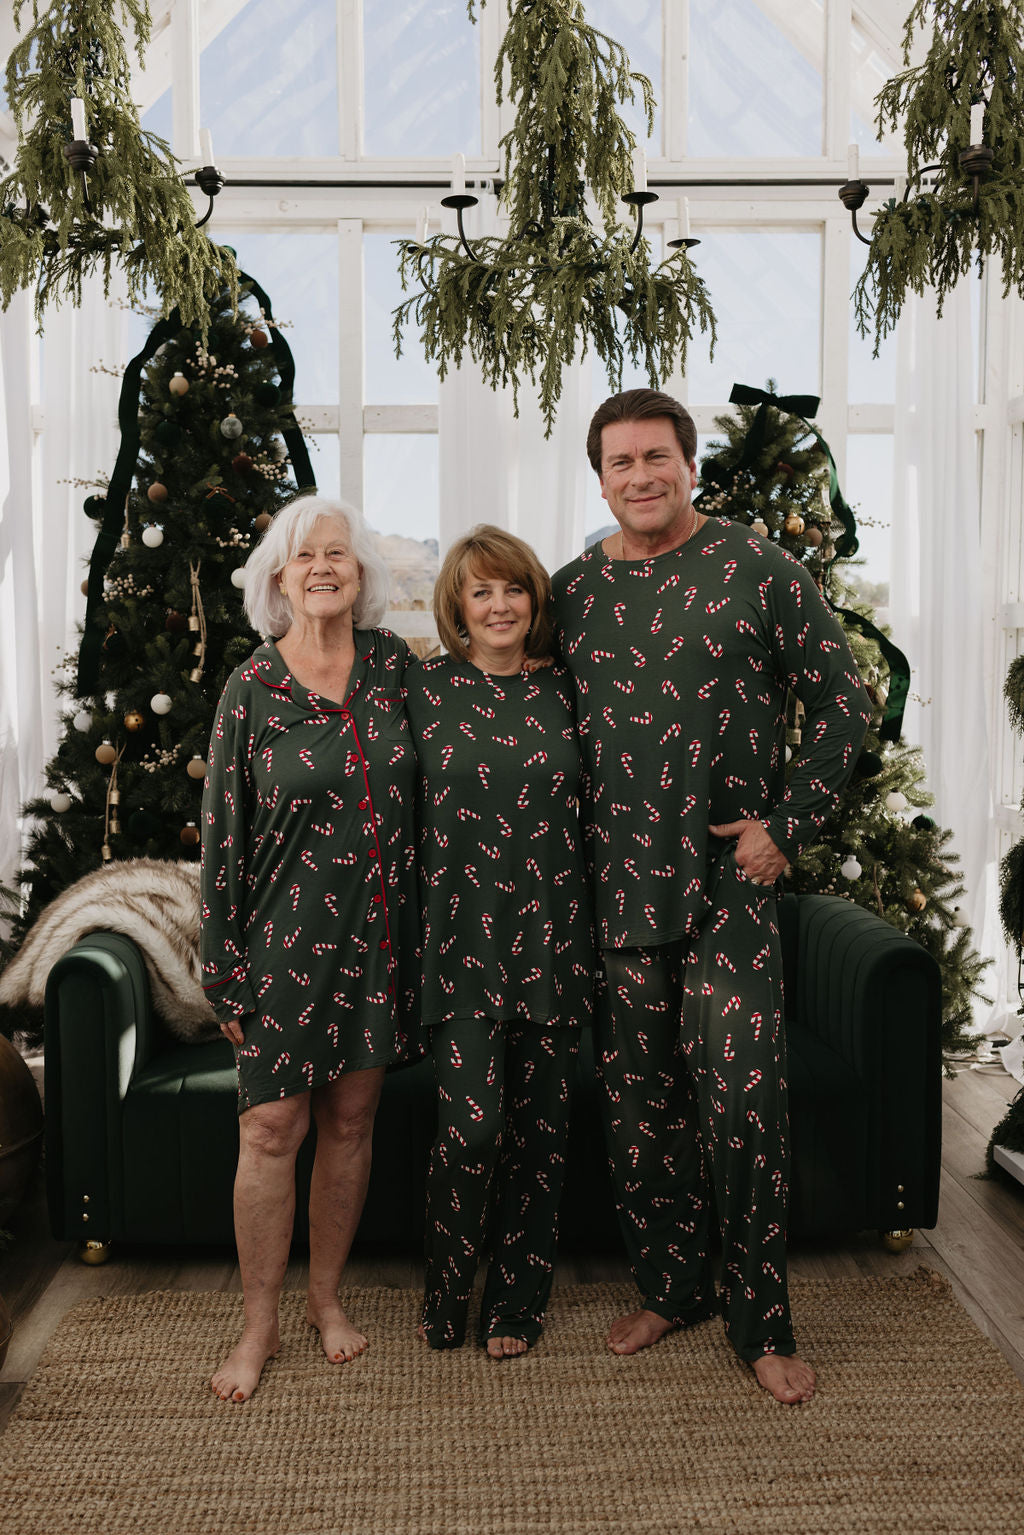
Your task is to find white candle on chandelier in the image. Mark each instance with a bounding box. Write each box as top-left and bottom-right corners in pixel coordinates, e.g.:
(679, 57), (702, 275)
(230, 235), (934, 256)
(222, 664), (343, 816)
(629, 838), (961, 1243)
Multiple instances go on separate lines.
(632, 147), (647, 192)
(450, 152), (466, 198)
(970, 102), (984, 145)
(200, 127), (215, 166)
(678, 197), (691, 239)
(417, 206), (430, 243)
(846, 143), (860, 180)
(71, 96), (87, 142)
(894, 172), (908, 202)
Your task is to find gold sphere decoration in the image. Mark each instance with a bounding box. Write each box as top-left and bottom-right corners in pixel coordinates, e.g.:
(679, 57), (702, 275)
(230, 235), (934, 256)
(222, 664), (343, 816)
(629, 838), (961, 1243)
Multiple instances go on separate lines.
(124, 710), (145, 732)
(804, 526), (824, 547)
(254, 512), (273, 534)
(783, 512), (805, 536)
(94, 740), (117, 765)
(168, 372), (190, 396)
(180, 821), (201, 847)
(147, 481), (168, 503)
(79, 1240), (112, 1265)
(186, 755), (207, 780)
(751, 519), (769, 537)
(908, 889), (927, 912)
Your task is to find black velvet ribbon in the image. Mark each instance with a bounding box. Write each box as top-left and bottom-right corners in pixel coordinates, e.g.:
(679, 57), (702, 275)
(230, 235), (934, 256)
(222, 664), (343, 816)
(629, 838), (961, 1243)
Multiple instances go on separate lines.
(77, 271), (315, 695)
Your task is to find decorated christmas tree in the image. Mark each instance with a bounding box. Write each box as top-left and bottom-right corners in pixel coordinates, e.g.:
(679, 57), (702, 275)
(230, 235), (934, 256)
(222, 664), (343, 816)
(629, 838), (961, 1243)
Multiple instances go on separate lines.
(4, 276), (314, 955)
(700, 385), (989, 1057)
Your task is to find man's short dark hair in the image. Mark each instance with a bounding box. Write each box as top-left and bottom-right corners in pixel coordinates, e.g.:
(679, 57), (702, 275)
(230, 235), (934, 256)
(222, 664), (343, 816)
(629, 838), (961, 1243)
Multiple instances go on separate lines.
(586, 388), (697, 474)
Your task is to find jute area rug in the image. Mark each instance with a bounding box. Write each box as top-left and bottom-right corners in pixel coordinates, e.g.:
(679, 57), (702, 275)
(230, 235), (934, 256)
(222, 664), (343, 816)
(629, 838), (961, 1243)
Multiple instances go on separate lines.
(1, 1270), (1022, 1535)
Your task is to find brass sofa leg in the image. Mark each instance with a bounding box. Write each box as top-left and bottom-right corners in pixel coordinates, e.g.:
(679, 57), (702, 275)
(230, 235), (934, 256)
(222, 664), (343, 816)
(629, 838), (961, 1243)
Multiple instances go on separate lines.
(79, 1239), (112, 1265)
(880, 1228), (914, 1253)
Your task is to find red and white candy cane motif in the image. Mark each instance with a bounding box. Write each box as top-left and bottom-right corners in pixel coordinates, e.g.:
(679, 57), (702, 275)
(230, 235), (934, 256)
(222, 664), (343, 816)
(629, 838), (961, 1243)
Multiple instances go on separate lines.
(665, 635), (685, 661)
(683, 876), (702, 898)
(762, 1261), (781, 1283)
(458, 722), (477, 739)
(747, 1108), (766, 1132)
(624, 857), (640, 880)
(620, 751), (635, 777)
(263, 919), (274, 944)
(711, 907), (730, 934)
(312, 940), (338, 956)
(298, 748), (316, 772)
(650, 608), (663, 633)
(529, 820), (550, 839)
(524, 749), (547, 765)
(261, 1010), (281, 1031)
(657, 571), (680, 594)
(660, 763), (673, 789)
(764, 1222), (781, 1241)
(661, 678), (680, 700)
(718, 709), (731, 735)
(744, 1068), (763, 1092)
(300, 849), (319, 872)
(526, 855), (542, 877)
(697, 679), (717, 699)
(283, 928), (301, 950)
(704, 636), (724, 658)
(736, 618), (757, 638)
(466, 1097), (484, 1122)
(612, 677), (635, 694)
(724, 774), (747, 788)
(660, 721), (682, 745)
(683, 584), (698, 610)
(752, 943), (771, 971)
(629, 646), (647, 668)
(689, 738), (701, 766)
(463, 954), (484, 970)
(723, 1034), (735, 1061)
(298, 1002), (315, 1027)
(602, 705), (616, 727)
(310, 821), (334, 837)
(630, 711), (654, 726)
(613, 601), (627, 625)
(288, 968), (311, 987)
(272, 1051), (291, 1074)
(525, 714), (544, 730)
(480, 912), (493, 939)
(590, 647), (614, 663)
(463, 865), (480, 887)
(290, 884), (301, 911)
(723, 559), (738, 584)
(644, 903), (657, 926)
(456, 806), (481, 821)
(472, 703), (496, 719)
(758, 578), (773, 608)
(716, 952), (737, 972)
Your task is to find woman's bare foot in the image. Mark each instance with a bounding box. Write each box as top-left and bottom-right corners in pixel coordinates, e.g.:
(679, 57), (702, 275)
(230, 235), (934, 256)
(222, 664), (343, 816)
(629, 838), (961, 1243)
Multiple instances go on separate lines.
(607, 1308), (676, 1355)
(211, 1320), (280, 1402)
(307, 1298), (367, 1364)
(751, 1352), (816, 1404)
(486, 1334), (529, 1359)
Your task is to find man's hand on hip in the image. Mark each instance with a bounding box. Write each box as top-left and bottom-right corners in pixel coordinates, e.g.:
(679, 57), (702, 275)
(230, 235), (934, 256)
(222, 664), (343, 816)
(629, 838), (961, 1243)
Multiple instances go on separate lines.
(708, 819), (789, 887)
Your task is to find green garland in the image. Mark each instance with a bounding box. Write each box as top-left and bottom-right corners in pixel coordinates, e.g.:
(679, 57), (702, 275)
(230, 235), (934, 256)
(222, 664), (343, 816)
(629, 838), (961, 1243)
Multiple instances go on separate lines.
(0, 0), (236, 332)
(394, 0), (716, 434)
(854, 0), (1024, 355)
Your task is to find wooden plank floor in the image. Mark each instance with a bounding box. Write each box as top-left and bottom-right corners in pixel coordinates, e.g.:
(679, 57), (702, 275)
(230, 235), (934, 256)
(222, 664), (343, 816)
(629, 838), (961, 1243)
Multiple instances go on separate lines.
(1, 1065), (1021, 1435)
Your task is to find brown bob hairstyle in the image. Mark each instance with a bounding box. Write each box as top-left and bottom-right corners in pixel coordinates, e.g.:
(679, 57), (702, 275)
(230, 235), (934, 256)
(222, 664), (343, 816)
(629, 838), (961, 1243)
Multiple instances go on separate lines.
(586, 387), (698, 474)
(434, 525), (554, 662)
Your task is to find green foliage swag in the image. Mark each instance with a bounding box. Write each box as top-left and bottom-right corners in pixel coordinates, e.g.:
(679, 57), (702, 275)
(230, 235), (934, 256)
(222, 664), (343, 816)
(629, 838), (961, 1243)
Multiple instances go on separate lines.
(854, 0), (1024, 354)
(702, 391), (989, 1058)
(394, 0), (716, 434)
(0, 0), (236, 331)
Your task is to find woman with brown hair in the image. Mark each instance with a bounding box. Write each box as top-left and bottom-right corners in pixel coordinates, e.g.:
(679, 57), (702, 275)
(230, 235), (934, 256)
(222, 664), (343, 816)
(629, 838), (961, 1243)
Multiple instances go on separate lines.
(405, 525), (594, 1358)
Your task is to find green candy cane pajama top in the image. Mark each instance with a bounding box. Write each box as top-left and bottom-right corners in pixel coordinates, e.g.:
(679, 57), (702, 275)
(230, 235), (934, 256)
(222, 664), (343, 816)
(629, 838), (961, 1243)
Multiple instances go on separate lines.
(552, 518), (870, 1361)
(199, 632), (421, 1111)
(404, 656), (594, 1348)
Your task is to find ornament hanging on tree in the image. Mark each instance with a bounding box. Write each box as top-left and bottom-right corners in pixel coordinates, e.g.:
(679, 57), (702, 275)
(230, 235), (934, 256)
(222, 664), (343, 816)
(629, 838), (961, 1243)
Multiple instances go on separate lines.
(254, 512), (273, 534)
(73, 710), (92, 733)
(230, 566), (247, 589)
(147, 482), (168, 503)
(94, 740), (117, 765)
(168, 372), (190, 397)
(220, 413), (244, 439)
(165, 610), (188, 633)
(886, 790), (909, 813)
(51, 792), (72, 813)
(784, 512), (805, 536)
(751, 519), (769, 537)
(124, 710), (145, 732)
(180, 822), (200, 847)
(150, 693), (173, 715)
(232, 452), (253, 473)
(186, 755), (207, 780)
(249, 326), (270, 350)
(142, 525), (164, 548)
(908, 889), (928, 912)
(840, 856), (863, 880)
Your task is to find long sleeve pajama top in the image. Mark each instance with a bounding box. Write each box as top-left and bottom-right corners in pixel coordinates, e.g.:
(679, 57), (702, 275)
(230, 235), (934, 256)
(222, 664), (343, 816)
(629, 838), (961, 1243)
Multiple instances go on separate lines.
(551, 518), (871, 951)
(199, 631), (421, 1110)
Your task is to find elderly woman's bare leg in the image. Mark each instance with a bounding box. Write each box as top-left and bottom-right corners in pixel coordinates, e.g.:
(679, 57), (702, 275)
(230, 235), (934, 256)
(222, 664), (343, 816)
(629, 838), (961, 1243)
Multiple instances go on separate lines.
(212, 1094), (312, 1402)
(306, 1065), (386, 1363)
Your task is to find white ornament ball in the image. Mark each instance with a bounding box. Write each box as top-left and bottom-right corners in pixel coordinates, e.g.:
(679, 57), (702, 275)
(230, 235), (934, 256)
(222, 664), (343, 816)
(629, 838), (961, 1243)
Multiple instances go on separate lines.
(952, 906), (969, 928)
(220, 413), (244, 439)
(885, 791), (908, 813)
(73, 709), (92, 733)
(150, 692), (173, 715)
(785, 744), (792, 764)
(51, 791), (72, 813)
(142, 525), (164, 548)
(230, 566), (248, 589)
(840, 856), (862, 880)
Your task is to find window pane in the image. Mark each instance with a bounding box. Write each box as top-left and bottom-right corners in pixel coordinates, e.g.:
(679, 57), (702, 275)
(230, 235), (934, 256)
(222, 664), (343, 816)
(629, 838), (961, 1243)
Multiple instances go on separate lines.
(142, 89), (172, 148)
(366, 233), (439, 404)
(363, 1), (480, 158)
(686, 230), (822, 402)
(308, 435), (340, 499)
(849, 236), (895, 402)
(364, 433), (439, 558)
(688, 0), (824, 158)
(843, 434), (892, 608)
(850, 25), (903, 160)
(215, 230), (339, 405)
(200, 0), (338, 157)
(584, 0), (662, 153)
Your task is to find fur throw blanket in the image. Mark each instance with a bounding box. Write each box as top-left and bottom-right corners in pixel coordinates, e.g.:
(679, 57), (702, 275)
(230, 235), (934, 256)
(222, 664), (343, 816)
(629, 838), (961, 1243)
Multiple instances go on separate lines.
(0, 859), (218, 1044)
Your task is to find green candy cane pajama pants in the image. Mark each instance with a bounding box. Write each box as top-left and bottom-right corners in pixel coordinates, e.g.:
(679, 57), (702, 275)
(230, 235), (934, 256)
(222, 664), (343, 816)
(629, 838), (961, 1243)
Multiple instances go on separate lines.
(421, 1019), (580, 1349)
(598, 845), (796, 1362)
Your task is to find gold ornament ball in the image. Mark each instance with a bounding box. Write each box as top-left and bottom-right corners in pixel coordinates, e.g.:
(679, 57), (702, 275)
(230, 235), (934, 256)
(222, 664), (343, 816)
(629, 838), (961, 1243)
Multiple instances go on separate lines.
(804, 526), (824, 547)
(186, 755), (207, 780)
(80, 578), (90, 595)
(124, 710), (145, 732)
(94, 739), (117, 765)
(147, 481), (168, 503)
(784, 512), (805, 536)
(254, 512), (273, 534)
(908, 889), (927, 912)
(180, 822), (201, 847)
(168, 372), (190, 397)
(751, 519), (769, 537)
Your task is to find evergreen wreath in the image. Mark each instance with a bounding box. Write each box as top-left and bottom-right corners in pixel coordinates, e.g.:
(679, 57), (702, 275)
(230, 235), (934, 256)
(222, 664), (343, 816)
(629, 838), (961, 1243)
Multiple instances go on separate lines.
(393, 0), (716, 435)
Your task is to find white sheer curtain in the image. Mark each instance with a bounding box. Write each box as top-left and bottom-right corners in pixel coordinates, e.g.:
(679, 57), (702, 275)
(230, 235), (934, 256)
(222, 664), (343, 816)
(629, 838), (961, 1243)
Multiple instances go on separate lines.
(0, 275), (127, 910)
(437, 196), (589, 575)
(891, 283), (997, 1025)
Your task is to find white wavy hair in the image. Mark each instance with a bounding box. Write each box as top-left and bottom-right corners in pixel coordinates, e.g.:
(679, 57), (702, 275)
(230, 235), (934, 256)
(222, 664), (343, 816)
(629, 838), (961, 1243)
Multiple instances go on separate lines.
(243, 494), (390, 637)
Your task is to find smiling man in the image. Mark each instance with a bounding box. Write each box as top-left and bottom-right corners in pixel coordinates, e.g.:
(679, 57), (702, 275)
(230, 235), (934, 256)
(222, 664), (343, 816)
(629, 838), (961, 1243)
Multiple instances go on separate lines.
(551, 388), (870, 1403)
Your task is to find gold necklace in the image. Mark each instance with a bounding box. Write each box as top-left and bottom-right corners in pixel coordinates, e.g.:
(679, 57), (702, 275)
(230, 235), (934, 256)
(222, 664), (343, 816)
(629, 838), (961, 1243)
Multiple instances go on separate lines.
(617, 503), (699, 561)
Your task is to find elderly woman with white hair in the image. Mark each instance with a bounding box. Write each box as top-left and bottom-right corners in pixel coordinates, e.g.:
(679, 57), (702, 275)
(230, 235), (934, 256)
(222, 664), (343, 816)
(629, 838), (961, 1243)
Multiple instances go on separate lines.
(200, 492), (420, 1403)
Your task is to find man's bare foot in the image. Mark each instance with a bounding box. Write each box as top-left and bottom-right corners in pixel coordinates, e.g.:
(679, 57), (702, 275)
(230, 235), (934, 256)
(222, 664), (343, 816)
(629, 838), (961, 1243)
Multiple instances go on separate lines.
(751, 1352), (816, 1404)
(486, 1335), (529, 1359)
(307, 1298), (368, 1364)
(608, 1308), (676, 1355)
(211, 1320), (280, 1403)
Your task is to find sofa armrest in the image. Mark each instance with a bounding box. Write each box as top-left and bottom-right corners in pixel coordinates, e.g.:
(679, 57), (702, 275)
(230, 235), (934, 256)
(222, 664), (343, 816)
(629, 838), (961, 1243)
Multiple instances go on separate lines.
(43, 932), (160, 1243)
(789, 892), (942, 1228)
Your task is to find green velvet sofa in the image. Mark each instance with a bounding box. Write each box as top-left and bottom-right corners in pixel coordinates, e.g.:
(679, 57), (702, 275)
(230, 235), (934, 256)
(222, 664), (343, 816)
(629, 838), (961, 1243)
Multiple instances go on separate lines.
(43, 892), (941, 1260)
